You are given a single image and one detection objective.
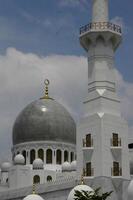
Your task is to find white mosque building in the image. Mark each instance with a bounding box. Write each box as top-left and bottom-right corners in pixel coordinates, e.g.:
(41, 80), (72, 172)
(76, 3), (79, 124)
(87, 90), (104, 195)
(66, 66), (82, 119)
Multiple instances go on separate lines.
(0, 0), (133, 200)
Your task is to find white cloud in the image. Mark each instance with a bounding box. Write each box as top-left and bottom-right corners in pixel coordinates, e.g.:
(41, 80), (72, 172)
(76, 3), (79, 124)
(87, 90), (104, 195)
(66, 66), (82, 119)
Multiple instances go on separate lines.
(0, 48), (133, 161)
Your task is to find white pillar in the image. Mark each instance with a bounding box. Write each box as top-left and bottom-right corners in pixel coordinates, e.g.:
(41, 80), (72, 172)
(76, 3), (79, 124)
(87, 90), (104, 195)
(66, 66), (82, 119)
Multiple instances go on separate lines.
(92, 0), (108, 22)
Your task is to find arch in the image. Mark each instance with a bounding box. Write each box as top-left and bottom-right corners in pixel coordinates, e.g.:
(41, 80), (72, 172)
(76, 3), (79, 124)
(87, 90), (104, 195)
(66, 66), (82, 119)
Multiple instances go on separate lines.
(33, 175), (40, 184)
(109, 36), (117, 49)
(46, 149), (52, 164)
(38, 149), (44, 161)
(70, 152), (74, 162)
(47, 175), (52, 182)
(64, 150), (68, 162)
(96, 35), (105, 43)
(22, 150), (26, 164)
(6, 178), (8, 183)
(56, 149), (62, 164)
(30, 149), (35, 164)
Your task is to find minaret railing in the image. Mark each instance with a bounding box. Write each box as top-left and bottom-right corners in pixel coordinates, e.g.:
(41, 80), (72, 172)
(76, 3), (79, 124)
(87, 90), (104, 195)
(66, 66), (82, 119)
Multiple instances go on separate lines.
(80, 22), (122, 35)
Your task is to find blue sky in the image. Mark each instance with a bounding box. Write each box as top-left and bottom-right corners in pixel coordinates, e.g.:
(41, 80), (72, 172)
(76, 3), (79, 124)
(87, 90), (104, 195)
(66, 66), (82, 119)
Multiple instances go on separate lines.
(0, 0), (133, 161)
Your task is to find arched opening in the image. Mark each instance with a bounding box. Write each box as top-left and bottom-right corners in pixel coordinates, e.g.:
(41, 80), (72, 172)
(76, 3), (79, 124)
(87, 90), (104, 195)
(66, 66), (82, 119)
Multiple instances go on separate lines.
(64, 150), (68, 162)
(33, 175), (40, 184)
(96, 35), (105, 45)
(22, 150), (26, 164)
(46, 149), (52, 164)
(70, 152), (74, 162)
(6, 178), (8, 183)
(30, 149), (35, 164)
(38, 149), (44, 161)
(56, 149), (62, 164)
(47, 175), (52, 182)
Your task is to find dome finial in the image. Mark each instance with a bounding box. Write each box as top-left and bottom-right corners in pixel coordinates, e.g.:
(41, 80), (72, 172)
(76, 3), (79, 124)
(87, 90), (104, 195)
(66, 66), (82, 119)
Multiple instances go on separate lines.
(44, 79), (49, 98)
(80, 173), (85, 185)
(32, 183), (36, 194)
(40, 79), (52, 100)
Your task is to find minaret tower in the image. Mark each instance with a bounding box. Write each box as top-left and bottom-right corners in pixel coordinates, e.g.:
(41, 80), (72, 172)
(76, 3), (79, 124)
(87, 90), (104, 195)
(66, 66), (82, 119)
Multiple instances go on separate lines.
(77, 1), (130, 200)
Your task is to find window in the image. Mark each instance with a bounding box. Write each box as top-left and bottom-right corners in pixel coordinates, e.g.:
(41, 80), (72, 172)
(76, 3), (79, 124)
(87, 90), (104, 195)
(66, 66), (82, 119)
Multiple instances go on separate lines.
(56, 149), (62, 164)
(64, 150), (68, 162)
(30, 149), (35, 164)
(33, 175), (40, 184)
(86, 134), (92, 147)
(46, 149), (52, 164)
(113, 161), (120, 176)
(86, 162), (92, 176)
(38, 149), (44, 161)
(47, 175), (52, 182)
(112, 133), (119, 146)
(70, 152), (74, 162)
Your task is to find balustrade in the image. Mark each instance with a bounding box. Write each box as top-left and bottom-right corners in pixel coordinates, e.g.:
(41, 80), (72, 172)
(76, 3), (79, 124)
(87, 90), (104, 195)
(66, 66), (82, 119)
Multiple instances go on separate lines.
(80, 22), (122, 35)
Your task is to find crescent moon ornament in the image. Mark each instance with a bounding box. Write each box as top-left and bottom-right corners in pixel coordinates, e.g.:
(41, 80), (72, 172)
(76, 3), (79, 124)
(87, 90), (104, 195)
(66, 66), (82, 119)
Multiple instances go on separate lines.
(44, 79), (50, 86)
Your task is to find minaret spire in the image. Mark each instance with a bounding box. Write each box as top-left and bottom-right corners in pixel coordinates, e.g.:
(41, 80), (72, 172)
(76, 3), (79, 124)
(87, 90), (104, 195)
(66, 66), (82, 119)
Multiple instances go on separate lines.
(92, 0), (108, 22)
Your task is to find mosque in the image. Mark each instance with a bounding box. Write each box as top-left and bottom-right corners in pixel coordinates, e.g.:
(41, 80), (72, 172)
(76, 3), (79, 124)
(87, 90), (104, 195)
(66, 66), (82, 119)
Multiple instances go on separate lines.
(0, 0), (133, 200)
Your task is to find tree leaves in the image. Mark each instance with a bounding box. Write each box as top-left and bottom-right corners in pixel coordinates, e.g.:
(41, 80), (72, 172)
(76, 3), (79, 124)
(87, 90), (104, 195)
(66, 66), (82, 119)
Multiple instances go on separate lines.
(74, 187), (113, 200)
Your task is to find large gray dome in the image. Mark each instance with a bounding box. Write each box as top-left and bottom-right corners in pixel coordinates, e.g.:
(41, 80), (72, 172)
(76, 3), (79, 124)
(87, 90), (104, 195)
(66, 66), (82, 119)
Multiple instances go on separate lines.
(12, 99), (76, 145)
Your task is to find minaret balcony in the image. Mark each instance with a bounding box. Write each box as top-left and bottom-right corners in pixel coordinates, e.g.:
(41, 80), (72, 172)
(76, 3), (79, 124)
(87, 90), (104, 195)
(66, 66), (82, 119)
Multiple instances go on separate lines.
(111, 167), (122, 177)
(80, 22), (122, 36)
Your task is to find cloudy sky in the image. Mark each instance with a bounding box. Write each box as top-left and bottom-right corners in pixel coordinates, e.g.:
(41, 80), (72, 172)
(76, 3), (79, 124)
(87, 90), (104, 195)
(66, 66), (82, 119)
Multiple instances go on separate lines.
(0, 0), (133, 162)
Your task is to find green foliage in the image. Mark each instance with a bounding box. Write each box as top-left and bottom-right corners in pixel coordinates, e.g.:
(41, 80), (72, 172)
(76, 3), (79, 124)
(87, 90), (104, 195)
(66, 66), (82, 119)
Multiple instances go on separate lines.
(74, 187), (113, 200)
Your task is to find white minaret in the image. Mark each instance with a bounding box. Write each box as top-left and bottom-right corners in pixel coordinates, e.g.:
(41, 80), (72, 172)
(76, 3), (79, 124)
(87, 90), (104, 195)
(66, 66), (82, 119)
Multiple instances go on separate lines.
(77, 1), (130, 200)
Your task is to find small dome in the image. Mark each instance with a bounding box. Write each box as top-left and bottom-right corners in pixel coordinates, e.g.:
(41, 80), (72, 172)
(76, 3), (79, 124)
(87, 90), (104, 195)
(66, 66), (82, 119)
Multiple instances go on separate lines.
(71, 160), (77, 171)
(1, 162), (12, 172)
(12, 99), (76, 145)
(128, 179), (133, 199)
(67, 184), (94, 200)
(33, 158), (44, 169)
(14, 154), (25, 165)
(62, 162), (71, 172)
(23, 194), (44, 200)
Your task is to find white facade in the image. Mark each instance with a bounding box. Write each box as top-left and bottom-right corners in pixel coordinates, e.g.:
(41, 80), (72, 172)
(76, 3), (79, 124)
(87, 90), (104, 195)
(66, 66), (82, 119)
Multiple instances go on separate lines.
(0, 0), (132, 200)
